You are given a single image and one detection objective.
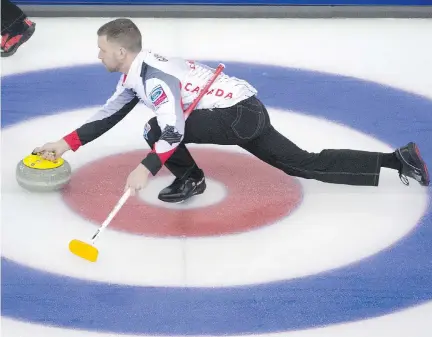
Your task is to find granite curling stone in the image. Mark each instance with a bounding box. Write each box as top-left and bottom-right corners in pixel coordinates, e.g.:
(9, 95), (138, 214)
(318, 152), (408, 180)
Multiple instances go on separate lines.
(16, 153), (72, 192)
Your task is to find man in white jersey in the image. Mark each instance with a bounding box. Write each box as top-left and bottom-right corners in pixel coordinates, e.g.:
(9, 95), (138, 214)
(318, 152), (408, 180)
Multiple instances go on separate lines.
(34, 18), (429, 203)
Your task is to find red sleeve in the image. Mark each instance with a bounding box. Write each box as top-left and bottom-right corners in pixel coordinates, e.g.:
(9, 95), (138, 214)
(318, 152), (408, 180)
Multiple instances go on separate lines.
(63, 130), (82, 152)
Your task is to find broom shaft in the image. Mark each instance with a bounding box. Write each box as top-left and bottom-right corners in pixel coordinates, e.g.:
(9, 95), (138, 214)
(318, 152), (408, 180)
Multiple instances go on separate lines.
(91, 188), (131, 243)
(184, 63), (225, 118)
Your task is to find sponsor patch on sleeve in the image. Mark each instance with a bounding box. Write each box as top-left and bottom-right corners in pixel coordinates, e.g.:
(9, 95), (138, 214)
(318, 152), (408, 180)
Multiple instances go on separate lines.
(149, 84), (169, 110)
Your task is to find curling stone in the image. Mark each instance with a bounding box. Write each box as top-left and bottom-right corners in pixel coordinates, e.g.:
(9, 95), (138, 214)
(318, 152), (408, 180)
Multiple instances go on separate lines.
(16, 153), (72, 192)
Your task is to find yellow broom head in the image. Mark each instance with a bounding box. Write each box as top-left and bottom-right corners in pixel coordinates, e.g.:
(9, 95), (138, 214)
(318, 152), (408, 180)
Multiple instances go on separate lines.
(69, 239), (99, 262)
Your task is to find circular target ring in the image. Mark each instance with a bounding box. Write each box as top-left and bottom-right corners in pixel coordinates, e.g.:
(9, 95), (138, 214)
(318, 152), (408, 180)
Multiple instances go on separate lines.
(1, 61), (431, 335)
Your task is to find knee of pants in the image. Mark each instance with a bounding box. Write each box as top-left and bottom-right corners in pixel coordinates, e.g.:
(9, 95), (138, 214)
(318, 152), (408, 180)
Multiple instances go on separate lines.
(143, 117), (161, 147)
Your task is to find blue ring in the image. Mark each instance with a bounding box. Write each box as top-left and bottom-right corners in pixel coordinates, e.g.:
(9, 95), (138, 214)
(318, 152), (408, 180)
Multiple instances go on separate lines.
(1, 62), (431, 335)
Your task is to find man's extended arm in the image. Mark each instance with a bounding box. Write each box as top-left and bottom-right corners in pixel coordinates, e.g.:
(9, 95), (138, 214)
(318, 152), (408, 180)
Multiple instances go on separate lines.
(63, 76), (139, 151)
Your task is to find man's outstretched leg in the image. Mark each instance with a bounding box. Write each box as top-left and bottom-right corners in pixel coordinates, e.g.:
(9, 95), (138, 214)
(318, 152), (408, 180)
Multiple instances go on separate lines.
(241, 123), (429, 187)
(143, 117), (206, 203)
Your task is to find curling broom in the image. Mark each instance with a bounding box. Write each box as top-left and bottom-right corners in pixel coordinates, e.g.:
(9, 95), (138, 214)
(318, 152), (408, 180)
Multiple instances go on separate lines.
(69, 63), (225, 262)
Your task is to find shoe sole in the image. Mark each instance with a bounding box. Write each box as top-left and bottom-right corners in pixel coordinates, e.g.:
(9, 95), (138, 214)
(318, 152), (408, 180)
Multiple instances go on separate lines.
(413, 143), (430, 186)
(1, 23), (35, 58)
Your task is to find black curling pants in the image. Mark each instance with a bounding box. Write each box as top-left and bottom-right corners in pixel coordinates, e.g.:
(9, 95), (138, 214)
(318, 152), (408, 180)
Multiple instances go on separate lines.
(143, 95), (382, 186)
(1, 0), (27, 35)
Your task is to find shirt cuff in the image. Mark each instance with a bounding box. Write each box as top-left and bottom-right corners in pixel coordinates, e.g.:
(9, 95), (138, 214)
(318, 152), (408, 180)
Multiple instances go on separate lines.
(63, 130), (82, 151)
(141, 147), (177, 176)
(141, 151), (163, 176)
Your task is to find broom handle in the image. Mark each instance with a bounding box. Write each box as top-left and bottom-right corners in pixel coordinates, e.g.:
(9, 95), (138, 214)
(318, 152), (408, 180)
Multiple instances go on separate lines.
(184, 63), (225, 118)
(91, 188), (132, 243)
(90, 63), (225, 244)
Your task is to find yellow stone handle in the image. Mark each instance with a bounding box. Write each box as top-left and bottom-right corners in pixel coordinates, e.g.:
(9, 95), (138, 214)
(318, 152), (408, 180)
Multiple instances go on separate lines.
(23, 153), (65, 170)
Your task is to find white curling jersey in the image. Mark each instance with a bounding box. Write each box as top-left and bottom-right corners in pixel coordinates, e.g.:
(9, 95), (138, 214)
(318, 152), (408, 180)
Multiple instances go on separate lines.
(62, 50), (258, 176)
(123, 50), (258, 111)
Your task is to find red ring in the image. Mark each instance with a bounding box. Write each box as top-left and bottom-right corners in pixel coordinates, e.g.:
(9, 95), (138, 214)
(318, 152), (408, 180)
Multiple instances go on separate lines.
(61, 148), (303, 237)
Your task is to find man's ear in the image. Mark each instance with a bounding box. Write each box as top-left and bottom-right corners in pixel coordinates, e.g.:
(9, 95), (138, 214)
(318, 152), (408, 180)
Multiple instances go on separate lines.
(118, 47), (127, 58)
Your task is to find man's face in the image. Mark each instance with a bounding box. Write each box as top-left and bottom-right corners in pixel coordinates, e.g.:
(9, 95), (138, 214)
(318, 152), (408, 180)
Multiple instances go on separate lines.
(97, 35), (123, 72)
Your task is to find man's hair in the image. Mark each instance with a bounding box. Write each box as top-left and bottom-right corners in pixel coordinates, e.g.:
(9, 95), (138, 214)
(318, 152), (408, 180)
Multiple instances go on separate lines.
(97, 18), (142, 52)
